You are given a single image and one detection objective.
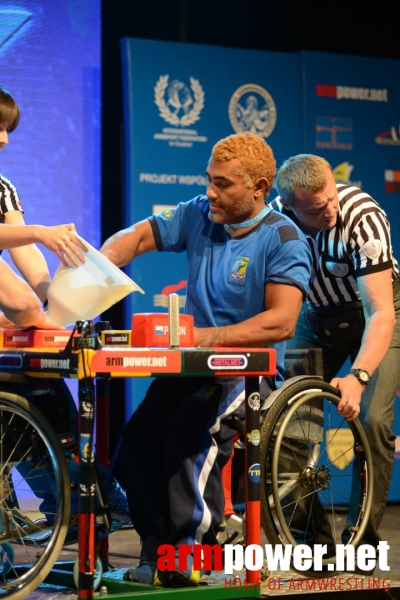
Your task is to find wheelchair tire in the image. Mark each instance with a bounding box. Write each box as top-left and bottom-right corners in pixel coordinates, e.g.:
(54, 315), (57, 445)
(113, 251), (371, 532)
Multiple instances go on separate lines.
(260, 378), (373, 578)
(0, 391), (70, 599)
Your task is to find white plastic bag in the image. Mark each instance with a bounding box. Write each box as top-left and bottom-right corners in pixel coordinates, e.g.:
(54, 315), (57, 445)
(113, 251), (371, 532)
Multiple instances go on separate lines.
(47, 237), (144, 326)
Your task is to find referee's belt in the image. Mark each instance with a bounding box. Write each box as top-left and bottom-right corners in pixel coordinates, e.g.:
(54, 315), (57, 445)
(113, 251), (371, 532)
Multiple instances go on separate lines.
(306, 278), (400, 343)
(305, 301), (364, 342)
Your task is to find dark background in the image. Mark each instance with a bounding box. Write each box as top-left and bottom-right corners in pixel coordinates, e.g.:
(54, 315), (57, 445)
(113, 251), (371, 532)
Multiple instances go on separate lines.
(101, 0), (400, 483)
(102, 0), (400, 247)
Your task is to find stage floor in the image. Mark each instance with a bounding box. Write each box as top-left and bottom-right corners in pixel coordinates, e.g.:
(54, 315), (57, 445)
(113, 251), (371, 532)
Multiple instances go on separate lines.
(26, 503), (400, 599)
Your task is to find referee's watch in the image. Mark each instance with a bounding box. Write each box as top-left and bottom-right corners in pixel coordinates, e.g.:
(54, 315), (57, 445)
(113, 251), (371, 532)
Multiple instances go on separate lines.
(349, 368), (370, 386)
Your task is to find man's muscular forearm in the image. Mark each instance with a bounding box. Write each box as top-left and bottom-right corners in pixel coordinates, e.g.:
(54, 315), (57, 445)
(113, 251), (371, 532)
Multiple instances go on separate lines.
(194, 318), (295, 348)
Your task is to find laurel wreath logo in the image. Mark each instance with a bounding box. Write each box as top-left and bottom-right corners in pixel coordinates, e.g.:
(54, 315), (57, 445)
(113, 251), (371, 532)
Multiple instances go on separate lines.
(154, 75), (205, 126)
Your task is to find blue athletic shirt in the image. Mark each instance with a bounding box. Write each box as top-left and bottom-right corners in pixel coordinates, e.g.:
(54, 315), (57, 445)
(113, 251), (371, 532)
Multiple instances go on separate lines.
(150, 195), (312, 383)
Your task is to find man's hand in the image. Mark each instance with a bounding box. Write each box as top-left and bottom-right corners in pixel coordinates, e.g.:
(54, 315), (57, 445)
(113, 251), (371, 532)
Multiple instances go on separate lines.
(329, 374), (364, 421)
(36, 224), (88, 267)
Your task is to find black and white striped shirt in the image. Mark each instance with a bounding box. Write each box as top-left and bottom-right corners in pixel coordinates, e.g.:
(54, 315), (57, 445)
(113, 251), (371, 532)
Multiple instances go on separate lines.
(0, 174), (24, 224)
(270, 184), (399, 310)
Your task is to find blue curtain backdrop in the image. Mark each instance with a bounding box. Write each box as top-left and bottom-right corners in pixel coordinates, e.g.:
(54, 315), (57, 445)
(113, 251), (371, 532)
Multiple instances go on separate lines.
(1, 0), (101, 415)
(0, 0), (101, 276)
(121, 38), (400, 502)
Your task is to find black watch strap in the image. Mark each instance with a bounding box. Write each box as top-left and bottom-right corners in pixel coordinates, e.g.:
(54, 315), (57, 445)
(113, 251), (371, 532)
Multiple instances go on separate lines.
(349, 368), (370, 386)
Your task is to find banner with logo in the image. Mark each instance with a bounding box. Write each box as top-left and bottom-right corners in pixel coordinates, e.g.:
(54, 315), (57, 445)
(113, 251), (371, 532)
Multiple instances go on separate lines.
(302, 50), (400, 252)
(302, 50), (400, 501)
(121, 39), (400, 501)
(120, 37), (302, 410)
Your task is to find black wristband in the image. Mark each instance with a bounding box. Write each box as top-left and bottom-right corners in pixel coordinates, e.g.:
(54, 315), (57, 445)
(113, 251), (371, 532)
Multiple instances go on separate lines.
(349, 368), (370, 386)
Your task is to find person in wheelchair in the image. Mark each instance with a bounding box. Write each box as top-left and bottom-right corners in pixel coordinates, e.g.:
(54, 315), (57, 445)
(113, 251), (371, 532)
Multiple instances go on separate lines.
(270, 153), (400, 571)
(0, 83), (131, 539)
(100, 132), (313, 587)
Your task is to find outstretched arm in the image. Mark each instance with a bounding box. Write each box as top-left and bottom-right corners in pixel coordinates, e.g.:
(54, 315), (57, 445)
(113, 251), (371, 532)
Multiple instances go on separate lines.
(1, 212), (88, 267)
(100, 219), (157, 266)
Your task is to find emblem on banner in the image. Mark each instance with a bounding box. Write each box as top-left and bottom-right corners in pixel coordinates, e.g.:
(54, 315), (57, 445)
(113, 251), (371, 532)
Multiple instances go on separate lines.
(332, 162), (362, 188)
(154, 281), (187, 309)
(154, 76), (205, 126)
(326, 428), (354, 470)
(375, 124), (400, 146)
(385, 170), (400, 193)
(228, 84), (277, 138)
(332, 162), (354, 182)
(315, 116), (353, 150)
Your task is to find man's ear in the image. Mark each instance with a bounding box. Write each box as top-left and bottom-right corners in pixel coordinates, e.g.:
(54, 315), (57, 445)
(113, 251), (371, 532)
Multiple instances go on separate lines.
(254, 177), (270, 199)
(280, 199), (292, 211)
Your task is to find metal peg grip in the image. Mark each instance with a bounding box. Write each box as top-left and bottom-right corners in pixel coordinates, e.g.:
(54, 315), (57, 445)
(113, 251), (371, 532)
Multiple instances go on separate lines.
(168, 293), (180, 348)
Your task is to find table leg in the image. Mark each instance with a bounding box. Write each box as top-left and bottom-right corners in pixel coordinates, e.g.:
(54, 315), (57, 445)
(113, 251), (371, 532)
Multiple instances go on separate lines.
(78, 378), (96, 599)
(96, 377), (110, 566)
(244, 376), (261, 585)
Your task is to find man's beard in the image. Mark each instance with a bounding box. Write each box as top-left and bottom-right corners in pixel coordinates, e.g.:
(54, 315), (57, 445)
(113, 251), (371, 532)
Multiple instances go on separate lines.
(208, 196), (254, 225)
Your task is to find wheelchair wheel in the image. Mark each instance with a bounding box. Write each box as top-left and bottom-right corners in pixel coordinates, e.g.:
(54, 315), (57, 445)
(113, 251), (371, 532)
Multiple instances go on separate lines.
(0, 391), (71, 599)
(260, 378), (373, 577)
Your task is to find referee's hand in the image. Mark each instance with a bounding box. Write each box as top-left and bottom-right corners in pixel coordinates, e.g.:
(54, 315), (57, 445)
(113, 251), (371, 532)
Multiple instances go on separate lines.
(329, 375), (363, 421)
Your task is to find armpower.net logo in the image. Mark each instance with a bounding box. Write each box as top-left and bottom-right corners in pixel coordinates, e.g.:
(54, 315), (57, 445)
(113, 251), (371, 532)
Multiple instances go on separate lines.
(316, 84), (388, 102)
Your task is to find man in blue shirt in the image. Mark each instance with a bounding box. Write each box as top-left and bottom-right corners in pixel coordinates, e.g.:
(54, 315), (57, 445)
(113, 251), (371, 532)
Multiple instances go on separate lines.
(100, 132), (312, 587)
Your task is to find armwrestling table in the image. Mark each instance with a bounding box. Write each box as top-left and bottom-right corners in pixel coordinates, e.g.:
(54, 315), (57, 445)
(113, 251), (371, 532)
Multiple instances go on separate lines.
(0, 320), (276, 600)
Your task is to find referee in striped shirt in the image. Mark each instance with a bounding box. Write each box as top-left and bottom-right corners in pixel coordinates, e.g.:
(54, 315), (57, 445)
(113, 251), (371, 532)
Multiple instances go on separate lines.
(270, 153), (400, 565)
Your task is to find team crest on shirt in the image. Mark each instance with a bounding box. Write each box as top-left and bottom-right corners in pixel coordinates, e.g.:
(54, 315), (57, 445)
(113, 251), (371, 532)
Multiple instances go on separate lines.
(229, 256), (249, 286)
(161, 209), (174, 219)
(361, 239), (382, 260)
